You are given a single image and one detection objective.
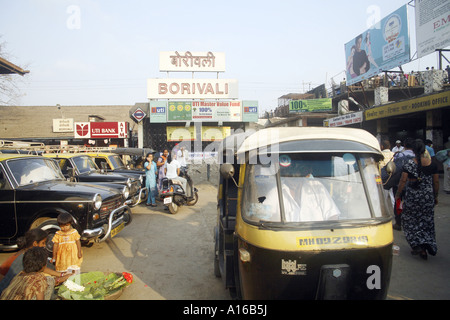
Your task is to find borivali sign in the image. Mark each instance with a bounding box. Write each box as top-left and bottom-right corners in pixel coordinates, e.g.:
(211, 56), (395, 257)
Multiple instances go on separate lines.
(148, 51), (238, 99)
(159, 51), (226, 72)
(148, 78), (238, 99)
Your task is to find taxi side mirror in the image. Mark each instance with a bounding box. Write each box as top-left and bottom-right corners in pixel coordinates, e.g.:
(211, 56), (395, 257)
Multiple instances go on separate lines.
(220, 163), (235, 179)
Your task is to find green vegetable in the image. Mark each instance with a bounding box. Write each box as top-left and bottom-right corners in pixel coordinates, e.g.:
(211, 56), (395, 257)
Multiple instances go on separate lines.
(57, 271), (132, 300)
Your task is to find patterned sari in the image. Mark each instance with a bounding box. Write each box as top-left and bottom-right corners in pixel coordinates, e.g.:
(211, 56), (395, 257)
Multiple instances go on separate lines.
(401, 160), (438, 255)
(0, 271), (53, 300)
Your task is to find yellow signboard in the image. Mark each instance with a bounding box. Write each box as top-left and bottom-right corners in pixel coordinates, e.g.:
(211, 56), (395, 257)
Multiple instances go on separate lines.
(365, 91), (450, 121)
(166, 126), (196, 141)
(201, 126), (231, 141)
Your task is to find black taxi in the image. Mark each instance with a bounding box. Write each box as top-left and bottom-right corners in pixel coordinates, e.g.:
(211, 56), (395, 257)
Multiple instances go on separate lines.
(0, 154), (132, 251)
(43, 153), (147, 207)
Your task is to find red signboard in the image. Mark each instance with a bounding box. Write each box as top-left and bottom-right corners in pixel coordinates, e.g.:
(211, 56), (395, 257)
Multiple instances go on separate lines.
(74, 122), (128, 139)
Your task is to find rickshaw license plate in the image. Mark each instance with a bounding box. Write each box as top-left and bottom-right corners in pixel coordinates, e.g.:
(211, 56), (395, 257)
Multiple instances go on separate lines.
(164, 197), (172, 204)
(111, 223), (125, 238)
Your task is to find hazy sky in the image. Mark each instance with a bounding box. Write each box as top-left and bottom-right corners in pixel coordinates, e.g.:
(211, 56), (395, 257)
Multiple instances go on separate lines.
(0, 0), (443, 113)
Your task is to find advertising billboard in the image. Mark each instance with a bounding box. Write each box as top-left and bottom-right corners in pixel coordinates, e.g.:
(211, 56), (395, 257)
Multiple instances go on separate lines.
(415, 0), (450, 58)
(345, 5), (410, 86)
(289, 98), (332, 113)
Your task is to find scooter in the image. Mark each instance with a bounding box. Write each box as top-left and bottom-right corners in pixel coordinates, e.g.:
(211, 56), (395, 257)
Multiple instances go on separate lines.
(160, 168), (199, 214)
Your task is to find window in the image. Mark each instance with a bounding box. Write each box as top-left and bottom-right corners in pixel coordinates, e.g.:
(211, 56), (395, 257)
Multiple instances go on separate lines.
(242, 153), (390, 225)
(7, 158), (65, 186)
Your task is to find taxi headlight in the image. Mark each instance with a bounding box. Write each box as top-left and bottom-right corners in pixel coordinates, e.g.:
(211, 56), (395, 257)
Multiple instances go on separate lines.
(93, 194), (102, 210)
(122, 186), (130, 199)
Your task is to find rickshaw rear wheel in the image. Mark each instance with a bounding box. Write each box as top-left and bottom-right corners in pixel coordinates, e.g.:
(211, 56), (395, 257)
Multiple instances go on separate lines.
(168, 202), (178, 214)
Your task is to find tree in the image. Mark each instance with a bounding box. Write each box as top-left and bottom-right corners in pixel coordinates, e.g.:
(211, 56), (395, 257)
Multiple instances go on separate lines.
(0, 37), (29, 105)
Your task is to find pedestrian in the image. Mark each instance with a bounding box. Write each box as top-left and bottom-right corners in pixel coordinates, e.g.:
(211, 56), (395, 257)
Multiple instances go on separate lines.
(436, 148), (450, 194)
(395, 139), (439, 260)
(379, 139), (395, 208)
(144, 152), (158, 207)
(445, 151), (450, 194)
(156, 149), (169, 191)
(165, 152), (188, 196)
(445, 136), (450, 149)
(386, 138), (415, 230)
(177, 145), (189, 175)
(51, 213), (83, 272)
(0, 247), (55, 300)
(0, 228), (69, 296)
(392, 140), (404, 154)
(425, 139), (435, 160)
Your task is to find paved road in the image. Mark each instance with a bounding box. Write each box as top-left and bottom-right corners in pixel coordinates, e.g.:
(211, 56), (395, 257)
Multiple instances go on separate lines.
(1, 177), (449, 300)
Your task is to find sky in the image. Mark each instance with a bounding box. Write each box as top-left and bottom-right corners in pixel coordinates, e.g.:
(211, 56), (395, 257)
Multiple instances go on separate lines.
(0, 0), (445, 114)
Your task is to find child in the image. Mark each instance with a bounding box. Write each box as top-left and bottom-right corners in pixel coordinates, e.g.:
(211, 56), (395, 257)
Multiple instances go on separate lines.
(0, 247), (54, 300)
(144, 152), (158, 207)
(51, 213), (83, 273)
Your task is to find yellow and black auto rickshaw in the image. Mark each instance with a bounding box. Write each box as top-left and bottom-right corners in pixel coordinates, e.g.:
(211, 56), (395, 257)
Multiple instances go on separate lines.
(214, 127), (394, 299)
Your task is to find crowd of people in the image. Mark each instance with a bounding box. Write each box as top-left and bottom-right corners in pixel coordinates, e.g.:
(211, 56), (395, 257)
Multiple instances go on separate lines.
(143, 144), (190, 207)
(380, 137), (447, 261)
(0, 213), (83, 300)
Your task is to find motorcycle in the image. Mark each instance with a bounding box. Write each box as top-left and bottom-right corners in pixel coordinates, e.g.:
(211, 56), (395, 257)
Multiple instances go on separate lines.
(160, 167), (199, 214)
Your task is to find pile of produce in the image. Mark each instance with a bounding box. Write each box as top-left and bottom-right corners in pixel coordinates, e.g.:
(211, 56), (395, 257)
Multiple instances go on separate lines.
(57, 271), (133, 300)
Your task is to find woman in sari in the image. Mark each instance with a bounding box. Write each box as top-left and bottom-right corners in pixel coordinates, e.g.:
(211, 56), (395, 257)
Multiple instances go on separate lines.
(395, 139), (439, 260)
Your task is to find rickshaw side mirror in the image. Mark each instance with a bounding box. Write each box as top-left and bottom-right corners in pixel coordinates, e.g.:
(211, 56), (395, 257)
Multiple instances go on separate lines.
(220, 163), (235, 179)
(386, 161), (396, 175)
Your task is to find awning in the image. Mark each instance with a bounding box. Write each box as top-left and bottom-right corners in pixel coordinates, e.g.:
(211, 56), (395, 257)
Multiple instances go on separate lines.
(0, 57), (29, 76)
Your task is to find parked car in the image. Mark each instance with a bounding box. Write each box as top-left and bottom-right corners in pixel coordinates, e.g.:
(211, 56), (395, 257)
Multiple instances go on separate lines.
(0, 154), (132, 252)
(85, 151), (146, 186)
(43, 153), (147, 207)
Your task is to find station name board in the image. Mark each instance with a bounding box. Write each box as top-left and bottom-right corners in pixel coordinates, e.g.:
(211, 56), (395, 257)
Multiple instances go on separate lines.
(147, 79), (239, 99)
(159, 51), (226, 72)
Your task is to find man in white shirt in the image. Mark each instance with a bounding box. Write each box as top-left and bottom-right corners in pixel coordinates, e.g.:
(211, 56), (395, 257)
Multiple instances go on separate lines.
(176, 146), (189, 173)
(392, 140), (404, 153)
(165, 153), (188, 196)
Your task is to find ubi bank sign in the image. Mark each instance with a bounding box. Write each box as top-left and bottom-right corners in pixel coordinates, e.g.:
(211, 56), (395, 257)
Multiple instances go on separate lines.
(147, 51), (239, 99)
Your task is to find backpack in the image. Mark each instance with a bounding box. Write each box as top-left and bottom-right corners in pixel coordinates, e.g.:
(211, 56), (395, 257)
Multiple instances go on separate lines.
(381, 153), (414, 190)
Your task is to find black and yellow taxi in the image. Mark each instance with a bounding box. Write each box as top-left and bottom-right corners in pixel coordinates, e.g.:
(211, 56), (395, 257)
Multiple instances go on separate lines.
(43, 153), (146, 207)
(215, 127), (394, 300)
(0, 154), (131, 251)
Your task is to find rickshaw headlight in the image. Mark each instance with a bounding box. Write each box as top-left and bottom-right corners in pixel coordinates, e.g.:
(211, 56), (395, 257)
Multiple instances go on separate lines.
(239, 248), (251, 263)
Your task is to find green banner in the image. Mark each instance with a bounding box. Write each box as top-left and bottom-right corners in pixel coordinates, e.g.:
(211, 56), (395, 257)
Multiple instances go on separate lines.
(168, 101), (192, 121)
(289, 98), (332, 113)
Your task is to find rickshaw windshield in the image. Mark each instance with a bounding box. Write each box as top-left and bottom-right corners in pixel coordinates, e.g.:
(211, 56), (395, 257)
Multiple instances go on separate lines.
(242, 152), (390, 226)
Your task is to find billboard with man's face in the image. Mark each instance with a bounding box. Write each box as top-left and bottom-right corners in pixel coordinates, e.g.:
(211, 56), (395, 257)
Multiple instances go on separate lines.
(344, 5), (410, 86)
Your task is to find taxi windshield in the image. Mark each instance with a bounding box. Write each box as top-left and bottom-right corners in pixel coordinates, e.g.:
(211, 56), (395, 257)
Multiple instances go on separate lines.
(109, 155), (126, 169)
(8, 158), (65, 186)
(242, 152), (390, 225)
(73, 156), (98, 174)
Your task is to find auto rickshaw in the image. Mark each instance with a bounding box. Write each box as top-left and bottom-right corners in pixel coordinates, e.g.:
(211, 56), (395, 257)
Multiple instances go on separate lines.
(214, 127), (395, 300)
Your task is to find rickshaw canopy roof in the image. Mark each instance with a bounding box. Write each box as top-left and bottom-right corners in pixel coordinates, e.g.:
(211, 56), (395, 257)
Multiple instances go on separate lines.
(236, 127), (381, 155)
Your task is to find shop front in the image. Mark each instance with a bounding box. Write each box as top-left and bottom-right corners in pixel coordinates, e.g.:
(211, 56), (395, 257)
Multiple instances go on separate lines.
(363, 90), (450, 149)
